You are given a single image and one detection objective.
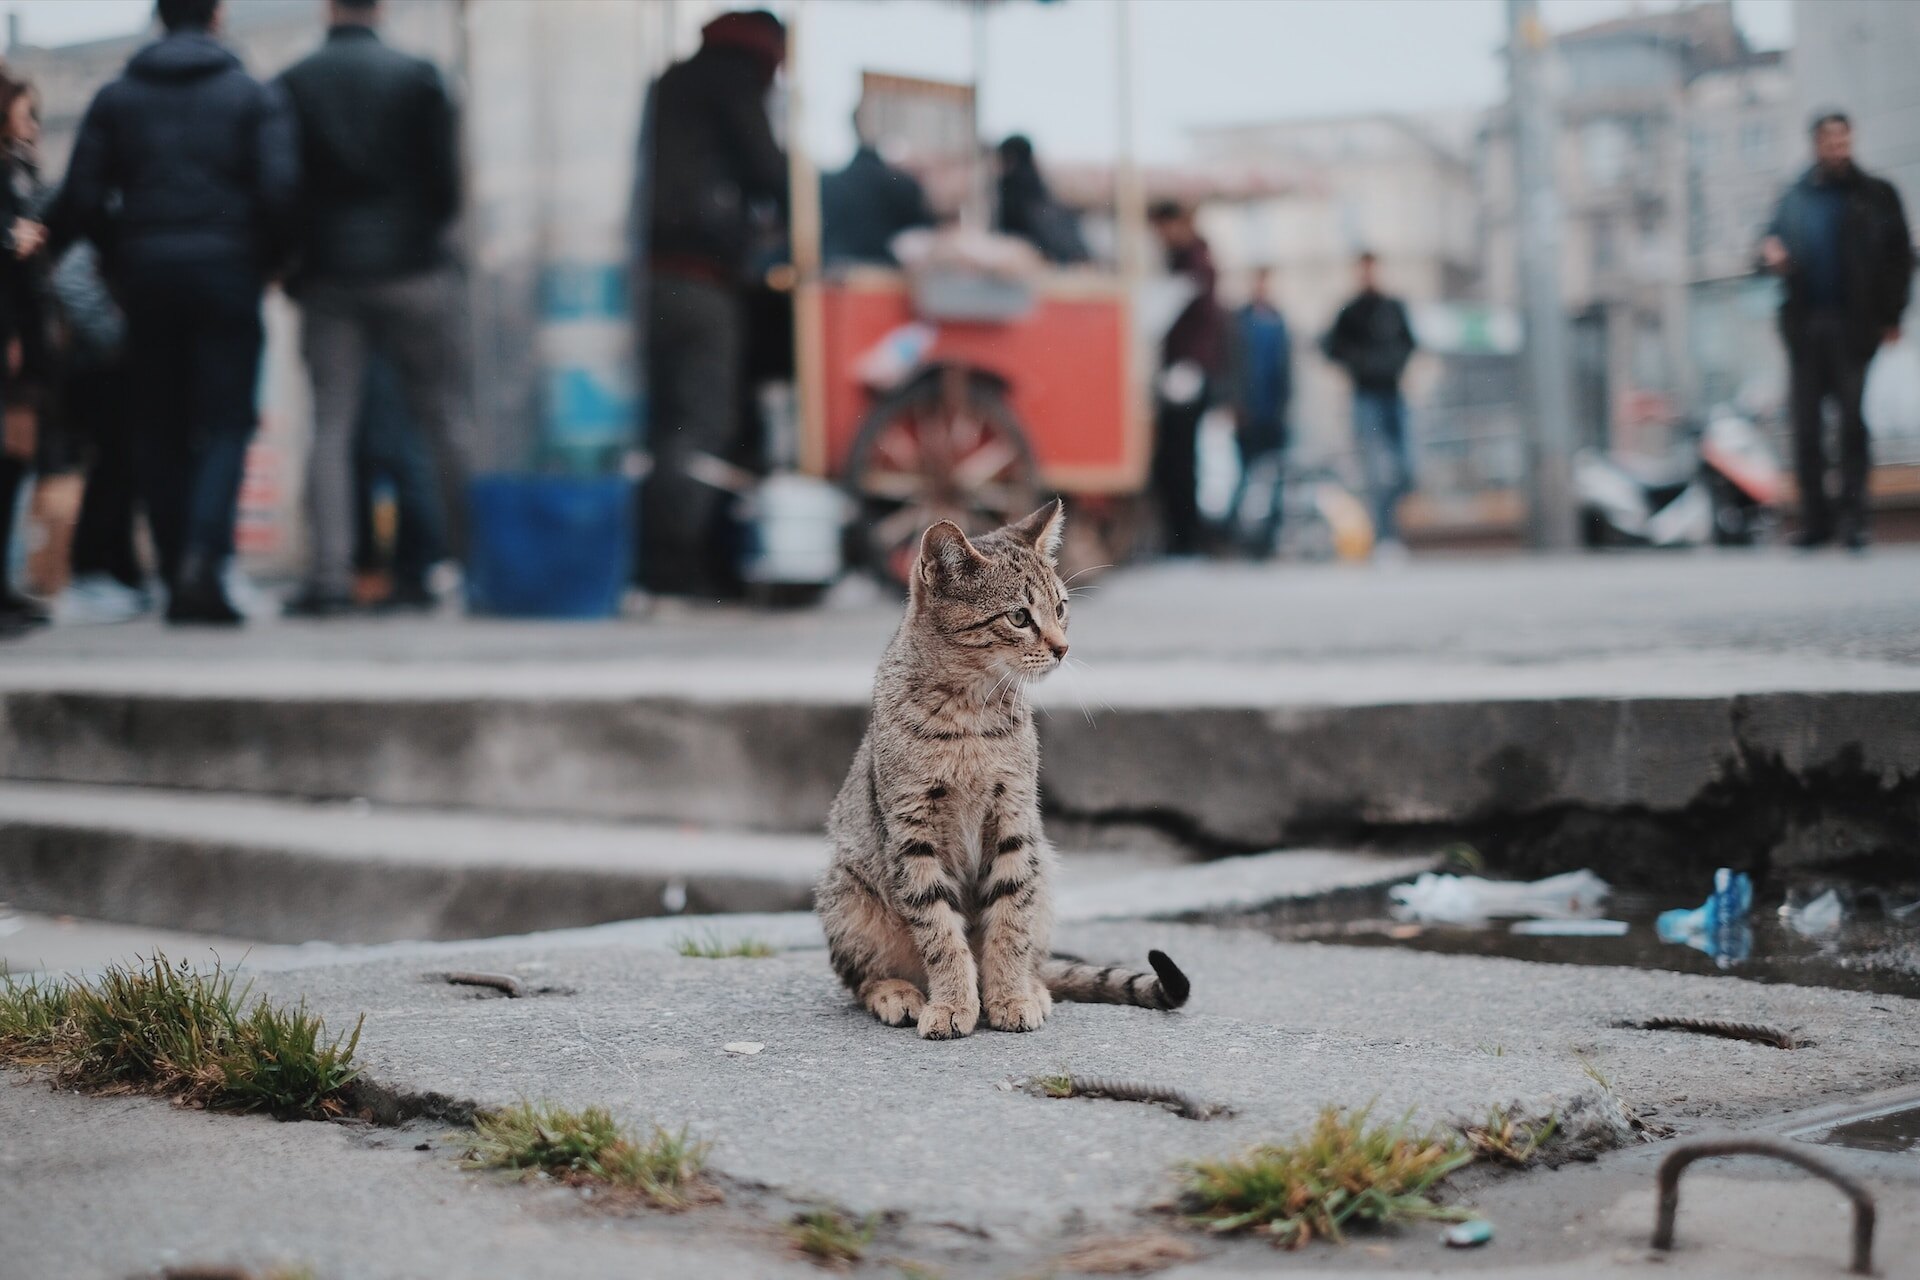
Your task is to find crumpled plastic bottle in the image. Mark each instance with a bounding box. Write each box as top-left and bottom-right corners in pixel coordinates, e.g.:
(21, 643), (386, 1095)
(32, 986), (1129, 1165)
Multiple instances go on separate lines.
(1656, 868), (1754, 967)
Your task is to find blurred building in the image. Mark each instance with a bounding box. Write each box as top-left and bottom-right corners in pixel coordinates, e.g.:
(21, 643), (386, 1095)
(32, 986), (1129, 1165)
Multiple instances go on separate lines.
(11, 0), (707, 575)
(1479, 1), (1794, 456)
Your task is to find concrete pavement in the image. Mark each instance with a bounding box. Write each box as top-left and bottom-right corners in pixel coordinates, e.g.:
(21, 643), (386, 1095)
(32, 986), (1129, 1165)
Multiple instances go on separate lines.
(5, 907), (1918, 1278)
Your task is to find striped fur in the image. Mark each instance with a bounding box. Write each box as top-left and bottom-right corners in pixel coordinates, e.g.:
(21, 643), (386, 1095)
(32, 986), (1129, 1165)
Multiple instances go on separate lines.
(817, 503), (1190, 1039)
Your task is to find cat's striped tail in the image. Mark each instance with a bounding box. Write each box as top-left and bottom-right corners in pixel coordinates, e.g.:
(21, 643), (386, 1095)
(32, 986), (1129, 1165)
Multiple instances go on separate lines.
(1039, 950), (1189, 1011)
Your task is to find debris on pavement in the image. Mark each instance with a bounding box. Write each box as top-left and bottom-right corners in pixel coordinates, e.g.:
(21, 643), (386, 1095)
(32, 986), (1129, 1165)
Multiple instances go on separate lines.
(1626, 1017), (1805, 1050)
(723, 1041), (765, 1055)
(1509, 918), (1629, 937)
(1780, 888), (1845, 937)
(1055, 1230), (1200, 1273)
(1030, 1073), (1227, 1121)
(441, 970), (524, 998)
(1442, 1218), (1494, 1248)
(1656, 868), (1754, 966)
(1389, 869), (1609, 924)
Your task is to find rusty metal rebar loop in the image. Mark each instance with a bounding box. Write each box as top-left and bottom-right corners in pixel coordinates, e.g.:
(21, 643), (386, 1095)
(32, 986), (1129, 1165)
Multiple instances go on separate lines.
(1651, 1137), (1875, 1275)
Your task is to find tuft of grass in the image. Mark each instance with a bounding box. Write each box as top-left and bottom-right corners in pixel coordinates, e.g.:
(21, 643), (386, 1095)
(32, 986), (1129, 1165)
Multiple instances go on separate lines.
(1036, 1071), (1076, 1099)
(0, 955), (361, 1119)
(788, 1209), (876, 1267)
(1463, 1105), (1558, 1167)
(466, 1101), (710, 1207)
(1476, 1042), (1506, 1057)
(0, 968), (79, 1062)
(1573, 1052), (1612, 1092)
(673, 932), (776, 959)
(1180, 1105), (1473, 1248)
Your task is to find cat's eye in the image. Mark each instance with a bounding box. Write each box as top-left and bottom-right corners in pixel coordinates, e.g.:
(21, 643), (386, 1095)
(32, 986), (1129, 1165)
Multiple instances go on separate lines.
(1055, 601), (1066, 621)
(1008, 607), (1032, 628)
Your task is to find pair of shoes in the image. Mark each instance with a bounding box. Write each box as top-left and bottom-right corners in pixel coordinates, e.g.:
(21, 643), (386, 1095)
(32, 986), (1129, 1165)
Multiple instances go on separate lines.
(55, 574), (152, 625)
(1791, 529), (1832, 550)
(0, 591), (50, 627)
(165, 574), (244, 627)
(282, 587), (360, 619)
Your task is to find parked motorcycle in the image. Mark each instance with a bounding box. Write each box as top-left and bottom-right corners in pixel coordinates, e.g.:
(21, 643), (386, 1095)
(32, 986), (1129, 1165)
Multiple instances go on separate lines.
(1576, 406), (1784, 549)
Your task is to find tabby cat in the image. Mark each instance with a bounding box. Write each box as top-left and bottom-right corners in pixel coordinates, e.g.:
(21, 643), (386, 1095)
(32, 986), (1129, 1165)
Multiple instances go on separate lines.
(817, 501), (1189, 1039)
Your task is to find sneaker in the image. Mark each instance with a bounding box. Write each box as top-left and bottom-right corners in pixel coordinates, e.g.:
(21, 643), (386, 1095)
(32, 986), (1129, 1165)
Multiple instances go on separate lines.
(0, 591), (50, 626)
(54, 574), (151, 626)
(282, 586), (360, 619)
(165, 575), (244, 627)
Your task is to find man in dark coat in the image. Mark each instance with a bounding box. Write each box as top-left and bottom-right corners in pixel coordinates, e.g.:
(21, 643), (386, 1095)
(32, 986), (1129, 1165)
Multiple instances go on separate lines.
(822, 105), (935, 267)
(1147, 200), (1225, 557)
(278, 0), (468, 615)
(1762, 110), (1914, 551)
(1322, 251), (1417, 557)
(636, 9), (787, 598)
(62, 0), (300, 624)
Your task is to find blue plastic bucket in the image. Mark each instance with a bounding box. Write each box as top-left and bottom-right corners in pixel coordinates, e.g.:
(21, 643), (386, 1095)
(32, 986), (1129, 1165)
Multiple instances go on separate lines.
(465, 474), (634, 619)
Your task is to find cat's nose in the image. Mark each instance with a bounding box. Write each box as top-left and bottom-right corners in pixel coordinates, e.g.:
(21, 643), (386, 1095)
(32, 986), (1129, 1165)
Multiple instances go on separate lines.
(1048, 639), (1069, 660)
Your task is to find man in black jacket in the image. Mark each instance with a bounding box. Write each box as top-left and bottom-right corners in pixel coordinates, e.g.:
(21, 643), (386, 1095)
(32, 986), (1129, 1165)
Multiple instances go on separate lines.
(636, 9), (786, 598)
(1762, 111), (1914, 551)
(279, 0), (469, 615)
(62, 0), (299, 624)
(1322, 252), (1417, 559)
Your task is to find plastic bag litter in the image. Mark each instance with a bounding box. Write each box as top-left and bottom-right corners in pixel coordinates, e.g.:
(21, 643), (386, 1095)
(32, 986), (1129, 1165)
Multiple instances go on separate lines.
(1656, 868), (1754, 967)
(1509, 918), (1630, 937)
(1388, 869), (1610, 924)
(1780, 888), (1844, 937)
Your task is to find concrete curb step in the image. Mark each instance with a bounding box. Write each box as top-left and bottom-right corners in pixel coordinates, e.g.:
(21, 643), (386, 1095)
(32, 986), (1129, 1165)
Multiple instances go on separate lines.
(3, 679), (1916, 862)
(0, 782), (823, 945)
(0, 780), (1434, 951)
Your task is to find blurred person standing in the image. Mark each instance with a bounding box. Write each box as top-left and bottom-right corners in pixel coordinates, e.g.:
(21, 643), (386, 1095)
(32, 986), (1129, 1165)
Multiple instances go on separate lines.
(822, 105), (935, 267)
(995, 135), (1089, 266)
(0, 71), (52, 636)
(1761, 111), (1914, 552)
(63, 0), (300, 625)
(637, 9), (787, 599)
(1322, 251), (1416, 560)
(279, 0), (468, 617)
(352, 351), (445, 612)
(50, 236), (147, 625)
(1146, 200), (1225, 557)
(1222, 265), (1293, 558)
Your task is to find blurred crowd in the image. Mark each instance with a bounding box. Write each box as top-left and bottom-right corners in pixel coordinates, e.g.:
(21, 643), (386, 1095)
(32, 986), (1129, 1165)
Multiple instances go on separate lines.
(1, 1), (1909, 639)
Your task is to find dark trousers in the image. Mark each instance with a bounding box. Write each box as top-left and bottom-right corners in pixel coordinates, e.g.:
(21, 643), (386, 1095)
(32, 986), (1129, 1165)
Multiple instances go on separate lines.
(1787, 312), (1874, 538)
(1151, 389), (1209, 556)
(119, 257), (264, 590)
(642, 273), (742, 595)
(67, 365), (144, 590)
(1353, 388), (1412, 543)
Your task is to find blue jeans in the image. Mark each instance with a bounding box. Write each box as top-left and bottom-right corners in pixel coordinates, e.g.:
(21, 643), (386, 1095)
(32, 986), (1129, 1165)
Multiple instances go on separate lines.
(1352, 389), (1412, 543)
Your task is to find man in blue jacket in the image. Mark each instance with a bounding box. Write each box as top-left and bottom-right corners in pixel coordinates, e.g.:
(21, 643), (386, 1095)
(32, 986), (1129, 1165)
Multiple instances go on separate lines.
(63, 0), (299, 625)
(1224, 266), (1293, 557)
(1761, 111), (1914, 551)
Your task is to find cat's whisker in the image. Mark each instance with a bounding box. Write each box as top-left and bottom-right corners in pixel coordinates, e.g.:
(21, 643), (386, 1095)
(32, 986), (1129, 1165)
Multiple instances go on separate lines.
(1062, 563), (1111, 586)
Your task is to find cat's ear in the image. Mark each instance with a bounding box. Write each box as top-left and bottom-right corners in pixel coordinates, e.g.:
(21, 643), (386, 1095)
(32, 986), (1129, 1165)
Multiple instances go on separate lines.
(918, 519), (986, 587)
(1006, 498), (1066, 562)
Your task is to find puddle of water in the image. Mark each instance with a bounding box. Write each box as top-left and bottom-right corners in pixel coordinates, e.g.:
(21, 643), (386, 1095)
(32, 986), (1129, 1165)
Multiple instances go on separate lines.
(1258, 888), (1920, 1000)
(1807, 1104), (1920, 1154)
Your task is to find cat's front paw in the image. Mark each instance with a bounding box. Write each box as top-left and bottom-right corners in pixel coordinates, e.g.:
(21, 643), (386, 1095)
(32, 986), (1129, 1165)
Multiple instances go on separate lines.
(984, 981), (1052, 1032)
(917, 1000), (979, 1040)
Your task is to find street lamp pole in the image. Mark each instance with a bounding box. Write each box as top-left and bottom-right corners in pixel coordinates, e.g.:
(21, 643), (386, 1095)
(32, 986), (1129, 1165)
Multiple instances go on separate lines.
(1507, 0), (1579, 551)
